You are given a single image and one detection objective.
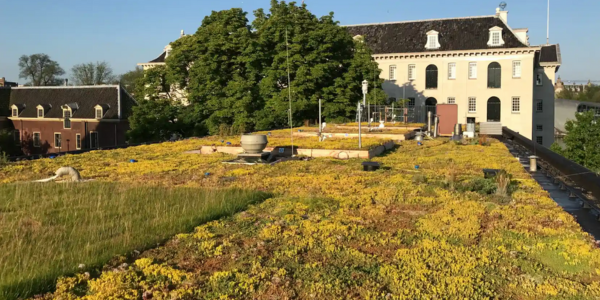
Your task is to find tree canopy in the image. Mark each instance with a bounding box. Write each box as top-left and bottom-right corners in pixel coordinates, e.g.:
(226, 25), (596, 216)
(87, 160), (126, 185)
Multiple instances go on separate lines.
(557, 84), (600, 103)
(18, 54), (65, 86)
(551, 110), (600, 172)
(71, 61), (116, 86)
(133, 0), (385, 137)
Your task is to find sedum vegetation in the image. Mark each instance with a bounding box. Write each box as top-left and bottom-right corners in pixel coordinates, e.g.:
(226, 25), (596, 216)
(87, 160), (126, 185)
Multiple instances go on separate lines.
(0, 137), (599, 299)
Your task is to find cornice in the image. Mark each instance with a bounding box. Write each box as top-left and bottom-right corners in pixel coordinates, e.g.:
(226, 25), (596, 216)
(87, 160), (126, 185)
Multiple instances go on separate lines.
(373, 47), (538, 60)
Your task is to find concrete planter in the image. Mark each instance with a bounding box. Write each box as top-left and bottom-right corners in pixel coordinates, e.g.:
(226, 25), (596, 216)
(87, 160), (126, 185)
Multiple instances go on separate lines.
(240, 134), (268, 154)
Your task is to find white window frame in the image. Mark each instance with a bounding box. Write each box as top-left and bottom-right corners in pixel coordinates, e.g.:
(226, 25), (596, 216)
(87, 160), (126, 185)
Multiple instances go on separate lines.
(425, 30), (440, 50)
(76, 133), (82, 150)
(95, 105), (104, 119)
(11, 105), (18, 117)
(536, 100), (543, 112)
(447, 97), (456, 104)
(90, 131), (99, 149)
(389, 65), (397, 80)
(33, 132), (41, 147)
(448, 63), (456, 80)
(487, 27), (505, 47)
(408, 64), (416, 80)
(63, 118), (71, 129)
(468, 62), (477, 79)
(63, 108), (71, 119)
(36, 105), (44, 118)
(468, 97), (477, 113)
(512, 61), (522, 78)
(54, 132), (62, 149)
(511, 97), (520, 113)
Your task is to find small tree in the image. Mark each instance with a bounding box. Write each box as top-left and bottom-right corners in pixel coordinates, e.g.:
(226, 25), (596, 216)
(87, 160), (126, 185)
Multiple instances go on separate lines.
(551, 110), (600, 172)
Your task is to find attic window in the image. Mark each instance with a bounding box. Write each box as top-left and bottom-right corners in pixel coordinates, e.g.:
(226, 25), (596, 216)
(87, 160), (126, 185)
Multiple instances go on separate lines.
(95, 106), (104, 119)
(11, 106), (18, 117)
(488, 27), (505, 47)
(425, 30), (440, 50)
(36, 105), (45, 118)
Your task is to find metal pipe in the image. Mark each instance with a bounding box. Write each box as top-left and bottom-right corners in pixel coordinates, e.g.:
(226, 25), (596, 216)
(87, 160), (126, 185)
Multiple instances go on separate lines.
(529, 156), (538, 172)
(434, 116), (438, 138)
(318, 98), (322, 141)
(358, 101), (362, 149)
(427, 111), (432, 136)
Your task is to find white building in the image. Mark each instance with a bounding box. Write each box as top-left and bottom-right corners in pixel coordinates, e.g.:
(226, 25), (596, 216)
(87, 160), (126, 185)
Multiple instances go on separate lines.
(346, 7), (561, 146)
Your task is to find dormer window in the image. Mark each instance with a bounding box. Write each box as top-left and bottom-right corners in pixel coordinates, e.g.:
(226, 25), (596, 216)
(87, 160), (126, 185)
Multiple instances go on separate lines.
(488, 27), (505, 47)
(63, 108), (72, 129)
(425, 30), (440, 50)
(36, 105), (45, 118)
(11, 106), (18, 117)
(95, 105), (104, 119)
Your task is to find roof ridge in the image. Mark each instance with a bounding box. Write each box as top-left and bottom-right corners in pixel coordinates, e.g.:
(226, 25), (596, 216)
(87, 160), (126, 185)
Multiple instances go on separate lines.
(342, 15), (496, 27)
(13, 85), (119, 89)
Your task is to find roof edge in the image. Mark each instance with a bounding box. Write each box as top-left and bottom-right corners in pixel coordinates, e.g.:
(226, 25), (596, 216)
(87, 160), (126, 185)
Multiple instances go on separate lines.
(342, 15), (496, 27)
(11, 85), (120, 89)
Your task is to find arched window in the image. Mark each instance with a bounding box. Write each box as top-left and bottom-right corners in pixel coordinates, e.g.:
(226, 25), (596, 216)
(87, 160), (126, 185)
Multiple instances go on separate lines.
(426, 65), (438, 89)
(425, 97), (437, 116)
(488, 62), (501, 88)
(487, 97), (501, 122)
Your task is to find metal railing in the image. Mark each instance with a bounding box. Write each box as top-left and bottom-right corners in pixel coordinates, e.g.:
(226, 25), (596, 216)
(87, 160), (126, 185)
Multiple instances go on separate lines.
(357, 105), (436, 124)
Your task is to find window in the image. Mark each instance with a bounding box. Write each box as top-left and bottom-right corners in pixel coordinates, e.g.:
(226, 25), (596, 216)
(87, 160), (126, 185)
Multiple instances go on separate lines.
(536, 125), (543, 132)
(63, 109), (71, 119)
(488, 62), (501, 88)
(512, 97), (520, 113)
(33, 132), (41, 147)
(408, 64), (416, 80)
(536, 69), (543, 86)
(448, 63), (456, 79)
(408, 98), (416, 107)
(54, 133), (62, 149)
(76, 134), (81, 150)
(536, 100), (543, 112)
(13, 130), (20, 145)
(389, 65), (397, 80)
(536, 136), (543, 145)
(448, 97), (456, 104)
(487, 27), (505, 46)
(468, 97), (477, 113)
(37, 108), (44, 118)
(12, 108), (18, 117)
(95, 108), (103, 119)
(90, 132), (99, 148)
(425, 65), (438, 89)
(512, 61), (522, 78)
(64, 118), (71, 129)
(468, 62), (477, 79)
(425, 30), (440, 49)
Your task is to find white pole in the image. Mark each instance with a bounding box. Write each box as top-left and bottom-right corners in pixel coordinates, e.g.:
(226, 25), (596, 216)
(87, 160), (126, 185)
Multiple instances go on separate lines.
(286, 29), (294, 156)
(547, 0), (550, 45)
(318, 98), (322, 141)
(358, 101), (362, 149)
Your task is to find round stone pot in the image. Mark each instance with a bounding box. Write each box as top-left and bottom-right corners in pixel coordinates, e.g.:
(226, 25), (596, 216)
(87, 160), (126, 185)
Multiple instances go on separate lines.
(240, 134), (268, 154)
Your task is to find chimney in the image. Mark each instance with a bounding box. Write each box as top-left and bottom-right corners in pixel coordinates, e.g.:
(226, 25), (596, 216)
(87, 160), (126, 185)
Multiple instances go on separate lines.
(64, 79), (68, 86)
(496, 7), (508, 24)
(513, 28), (529, 45)
(180, 29), (185, 37)
(0, 77), (4, 86)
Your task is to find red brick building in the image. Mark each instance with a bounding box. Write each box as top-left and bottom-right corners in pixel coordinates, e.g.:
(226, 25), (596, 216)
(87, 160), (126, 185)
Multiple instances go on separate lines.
(0, 85), (137, 154)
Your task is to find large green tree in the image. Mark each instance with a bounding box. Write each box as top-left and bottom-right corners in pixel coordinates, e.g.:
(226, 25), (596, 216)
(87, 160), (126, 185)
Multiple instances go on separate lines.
(557, 85), (600, 103)
(18, 54), (65, 86)
(119, 67), (145, 99)
(135, 1), (388, 138)
(551, 110), (600, 172)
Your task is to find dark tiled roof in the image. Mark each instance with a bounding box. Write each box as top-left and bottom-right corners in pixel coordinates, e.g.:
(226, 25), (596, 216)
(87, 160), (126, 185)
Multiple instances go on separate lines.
(149, 51), (166, 63)
(1, 86), (136, 119)
(540, 44), (560, 63)
(345, 16), (528, 54)
(0, 88), (10, 117)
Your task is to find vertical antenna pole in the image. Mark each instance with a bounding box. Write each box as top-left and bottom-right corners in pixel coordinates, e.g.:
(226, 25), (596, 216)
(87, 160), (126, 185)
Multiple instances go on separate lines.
(547, 0), (550, 45)
(318, 98), (322, 141)
(286, 28), (294, 155)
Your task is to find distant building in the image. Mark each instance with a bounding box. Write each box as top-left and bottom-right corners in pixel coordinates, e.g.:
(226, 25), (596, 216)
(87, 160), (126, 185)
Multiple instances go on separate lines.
(555, 78), (595, 95)
(346, 6), (560, 147)
(555, 98), (600, 143)
(0, 77), (18, 87)
(0, 85), (137, 155)
(138, 30), (189, 105)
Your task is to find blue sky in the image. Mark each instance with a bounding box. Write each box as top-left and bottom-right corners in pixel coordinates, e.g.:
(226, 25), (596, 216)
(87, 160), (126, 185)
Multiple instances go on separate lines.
(1, 0), (598, 84)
